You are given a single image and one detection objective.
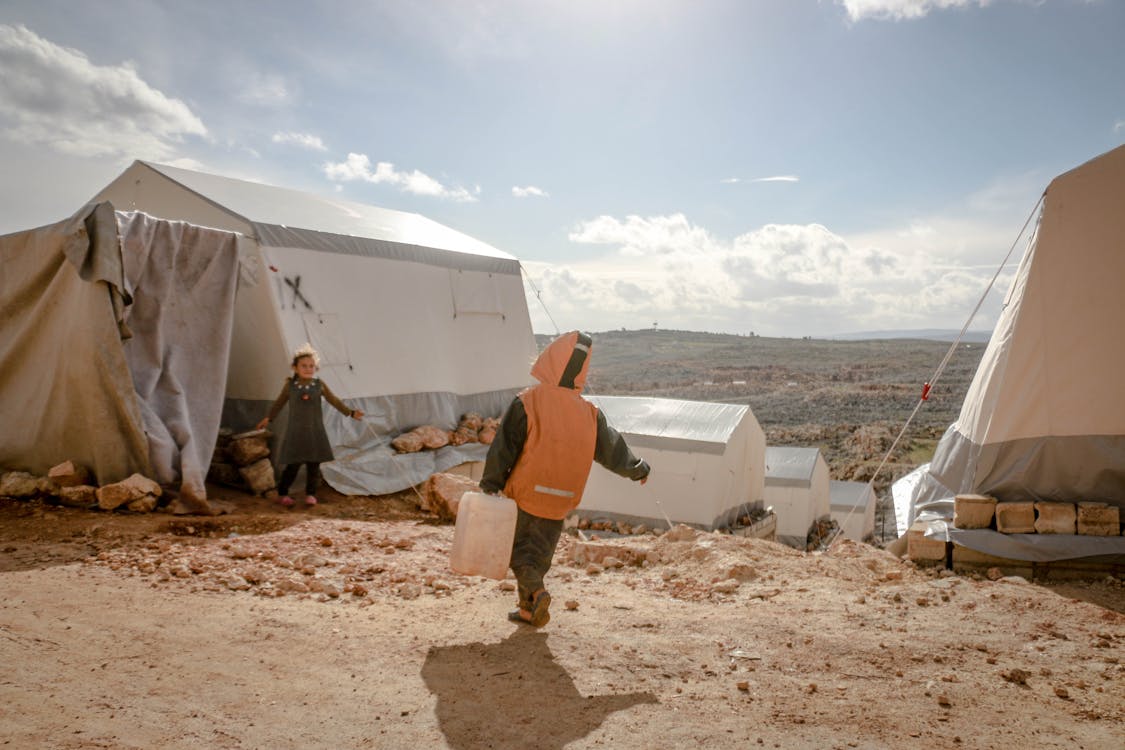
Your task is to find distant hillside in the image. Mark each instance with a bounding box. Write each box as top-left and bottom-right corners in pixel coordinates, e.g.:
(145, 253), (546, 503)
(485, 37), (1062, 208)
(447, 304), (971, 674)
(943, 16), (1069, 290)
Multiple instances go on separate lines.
(533, 328), (986, 504)
(822, 329), (992, 343)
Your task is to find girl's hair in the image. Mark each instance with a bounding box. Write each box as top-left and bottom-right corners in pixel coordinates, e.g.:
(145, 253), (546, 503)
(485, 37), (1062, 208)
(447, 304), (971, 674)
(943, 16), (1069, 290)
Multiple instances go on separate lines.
(291, 343), (320, 368)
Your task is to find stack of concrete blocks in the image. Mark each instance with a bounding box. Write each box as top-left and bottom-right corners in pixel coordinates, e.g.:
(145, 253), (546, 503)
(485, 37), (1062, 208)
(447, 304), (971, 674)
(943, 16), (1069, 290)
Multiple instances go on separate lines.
(209, 430), (277, 497)
(938, 492), (1123, 578)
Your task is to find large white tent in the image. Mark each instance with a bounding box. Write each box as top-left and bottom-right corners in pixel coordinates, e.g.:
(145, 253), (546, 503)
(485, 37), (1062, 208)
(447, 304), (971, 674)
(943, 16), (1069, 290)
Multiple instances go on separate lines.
(764, 446), (830, 547)
(1, 161), (538, 498)
(905, 144), (1125, 560)
(578, 396), (765, 531)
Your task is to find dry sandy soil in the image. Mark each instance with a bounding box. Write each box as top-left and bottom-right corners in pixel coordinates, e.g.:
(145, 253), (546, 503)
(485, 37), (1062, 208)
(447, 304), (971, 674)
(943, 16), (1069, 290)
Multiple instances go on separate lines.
(1, 487), (1122, 750)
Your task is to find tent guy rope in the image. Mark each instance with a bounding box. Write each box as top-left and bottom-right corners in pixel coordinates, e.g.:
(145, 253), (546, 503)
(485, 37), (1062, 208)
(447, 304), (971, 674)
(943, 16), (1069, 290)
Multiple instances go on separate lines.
(826, 192), (1046, 549)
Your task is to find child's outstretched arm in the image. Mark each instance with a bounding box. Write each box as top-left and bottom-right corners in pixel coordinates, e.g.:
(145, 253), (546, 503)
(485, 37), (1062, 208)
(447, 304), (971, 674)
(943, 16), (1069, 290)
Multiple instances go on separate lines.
(321, 382), (364, 420)
(256, 380), (291, 430)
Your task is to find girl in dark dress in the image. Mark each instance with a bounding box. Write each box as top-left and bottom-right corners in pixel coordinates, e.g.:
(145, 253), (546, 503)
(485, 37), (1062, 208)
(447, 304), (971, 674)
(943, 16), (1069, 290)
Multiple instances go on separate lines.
(256, 345), (364, 506)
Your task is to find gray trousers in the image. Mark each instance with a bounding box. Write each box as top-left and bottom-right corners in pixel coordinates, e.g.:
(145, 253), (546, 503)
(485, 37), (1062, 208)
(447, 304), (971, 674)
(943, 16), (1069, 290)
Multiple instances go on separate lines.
(509, 508), (564, 609)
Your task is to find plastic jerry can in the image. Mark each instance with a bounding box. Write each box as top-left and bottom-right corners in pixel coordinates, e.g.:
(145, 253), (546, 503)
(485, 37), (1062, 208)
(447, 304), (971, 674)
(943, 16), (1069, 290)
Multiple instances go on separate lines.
(450, 491), (518, 579)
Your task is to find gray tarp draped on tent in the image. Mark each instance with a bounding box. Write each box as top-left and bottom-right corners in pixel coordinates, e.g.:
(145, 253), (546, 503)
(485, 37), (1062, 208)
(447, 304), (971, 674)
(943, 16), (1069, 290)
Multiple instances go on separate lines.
(0, 202), (245, 503)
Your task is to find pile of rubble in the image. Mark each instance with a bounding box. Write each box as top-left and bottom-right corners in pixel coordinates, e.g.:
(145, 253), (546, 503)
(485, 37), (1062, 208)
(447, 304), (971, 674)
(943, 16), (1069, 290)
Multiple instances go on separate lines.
(207, 429), (277, 497)
(0, 461), (166, 513)
(392, 413), (500, 453)
(806, 517), (842, 551)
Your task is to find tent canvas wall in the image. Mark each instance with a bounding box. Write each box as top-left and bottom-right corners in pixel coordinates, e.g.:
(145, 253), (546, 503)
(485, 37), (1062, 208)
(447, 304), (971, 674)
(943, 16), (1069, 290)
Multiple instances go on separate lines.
(906, 144), (1125, 560)
(765, 446), (830, 547)
(578, 396), (765, 530)
(92, 161), (538, 495)
(0, 202), (247, 508)
(829, 480), (876, 543)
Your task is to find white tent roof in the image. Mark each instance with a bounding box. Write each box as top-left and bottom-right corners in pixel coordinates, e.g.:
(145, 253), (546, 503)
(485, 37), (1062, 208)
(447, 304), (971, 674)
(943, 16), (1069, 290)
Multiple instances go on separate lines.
(585, 396), (749, 455)
(119, 161), (518, 272)
(829, 480), (875, 511)
(765, 446), (822, 488)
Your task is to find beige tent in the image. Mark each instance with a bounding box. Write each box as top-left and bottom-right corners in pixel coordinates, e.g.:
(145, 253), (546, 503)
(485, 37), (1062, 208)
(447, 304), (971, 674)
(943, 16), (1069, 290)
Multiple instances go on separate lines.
(0, 203), (245, 506)
(906, 144), (1125, 560)
(578, 396), (765, 530)
(764, 446), (830, 547)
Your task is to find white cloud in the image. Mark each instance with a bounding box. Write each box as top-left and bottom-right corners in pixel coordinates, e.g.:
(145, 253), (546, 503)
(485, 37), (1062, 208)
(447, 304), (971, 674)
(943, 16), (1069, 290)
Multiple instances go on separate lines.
(0, 23), (206, 160)
(722, 175), (800, 184)
(838, 0), (979, 22)
(512, 185), (549, 198)
(272, 131), (328, 151)
(323, 152), (477, 202)
(523, 211), (1013, 337)
(235, 71), (295, 107)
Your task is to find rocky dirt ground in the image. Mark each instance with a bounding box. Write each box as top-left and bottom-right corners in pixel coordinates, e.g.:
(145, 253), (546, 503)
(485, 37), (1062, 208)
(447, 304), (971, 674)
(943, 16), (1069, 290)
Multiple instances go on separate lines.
(1, 485), (1123, 750)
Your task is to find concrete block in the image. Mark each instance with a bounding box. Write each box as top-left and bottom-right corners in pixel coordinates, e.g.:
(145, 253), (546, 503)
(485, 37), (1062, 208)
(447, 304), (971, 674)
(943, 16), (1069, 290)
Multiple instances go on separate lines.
(57, 484), (97, 508)
(96, 473), (162, 510)
(995, 501), (1035, 534)
(228, 434), (270, 466)
(1077, 502), (1121, 536)
(953, 493), (996, 529)
(47, 460), (92, 488)
(907, 521), (947, 564)
(1034, 501), (1076, 534)
(237, 458), (276, 495)
(423, 472), (480, 519)
(951, 544), (1033, 578)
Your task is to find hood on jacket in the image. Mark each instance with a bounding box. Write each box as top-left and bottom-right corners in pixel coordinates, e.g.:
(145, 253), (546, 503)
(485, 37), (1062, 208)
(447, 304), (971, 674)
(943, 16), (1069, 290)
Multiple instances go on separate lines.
(530, 331), (592, 390)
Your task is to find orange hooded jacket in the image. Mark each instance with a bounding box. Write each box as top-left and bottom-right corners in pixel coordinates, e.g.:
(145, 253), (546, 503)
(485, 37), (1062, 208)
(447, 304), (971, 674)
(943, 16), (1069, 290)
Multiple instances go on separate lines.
(500, 331), (599, 519)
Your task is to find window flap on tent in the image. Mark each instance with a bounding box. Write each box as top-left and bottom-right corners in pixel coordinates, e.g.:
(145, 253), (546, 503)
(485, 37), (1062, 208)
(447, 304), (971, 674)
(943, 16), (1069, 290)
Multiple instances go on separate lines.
(449, 269), (502, 317)
(302, 312), (352, 368)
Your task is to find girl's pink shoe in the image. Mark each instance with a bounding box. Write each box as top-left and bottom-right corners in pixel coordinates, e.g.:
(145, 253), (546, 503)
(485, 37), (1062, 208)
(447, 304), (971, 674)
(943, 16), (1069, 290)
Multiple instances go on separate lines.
(278, 495), (295, 507)
(305, 495), (318, 506)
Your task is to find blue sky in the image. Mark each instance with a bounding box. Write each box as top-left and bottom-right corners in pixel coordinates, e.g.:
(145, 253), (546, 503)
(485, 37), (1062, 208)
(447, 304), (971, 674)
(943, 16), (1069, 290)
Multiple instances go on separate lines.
(1, 0), (1121, 337)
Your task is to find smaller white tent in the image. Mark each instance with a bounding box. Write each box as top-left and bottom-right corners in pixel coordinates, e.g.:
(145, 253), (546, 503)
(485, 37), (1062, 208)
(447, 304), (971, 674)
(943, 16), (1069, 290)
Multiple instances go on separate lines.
(765, 446), (830, 547)
(578, 396), (765, 530)
(829, 480), (877, 543)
